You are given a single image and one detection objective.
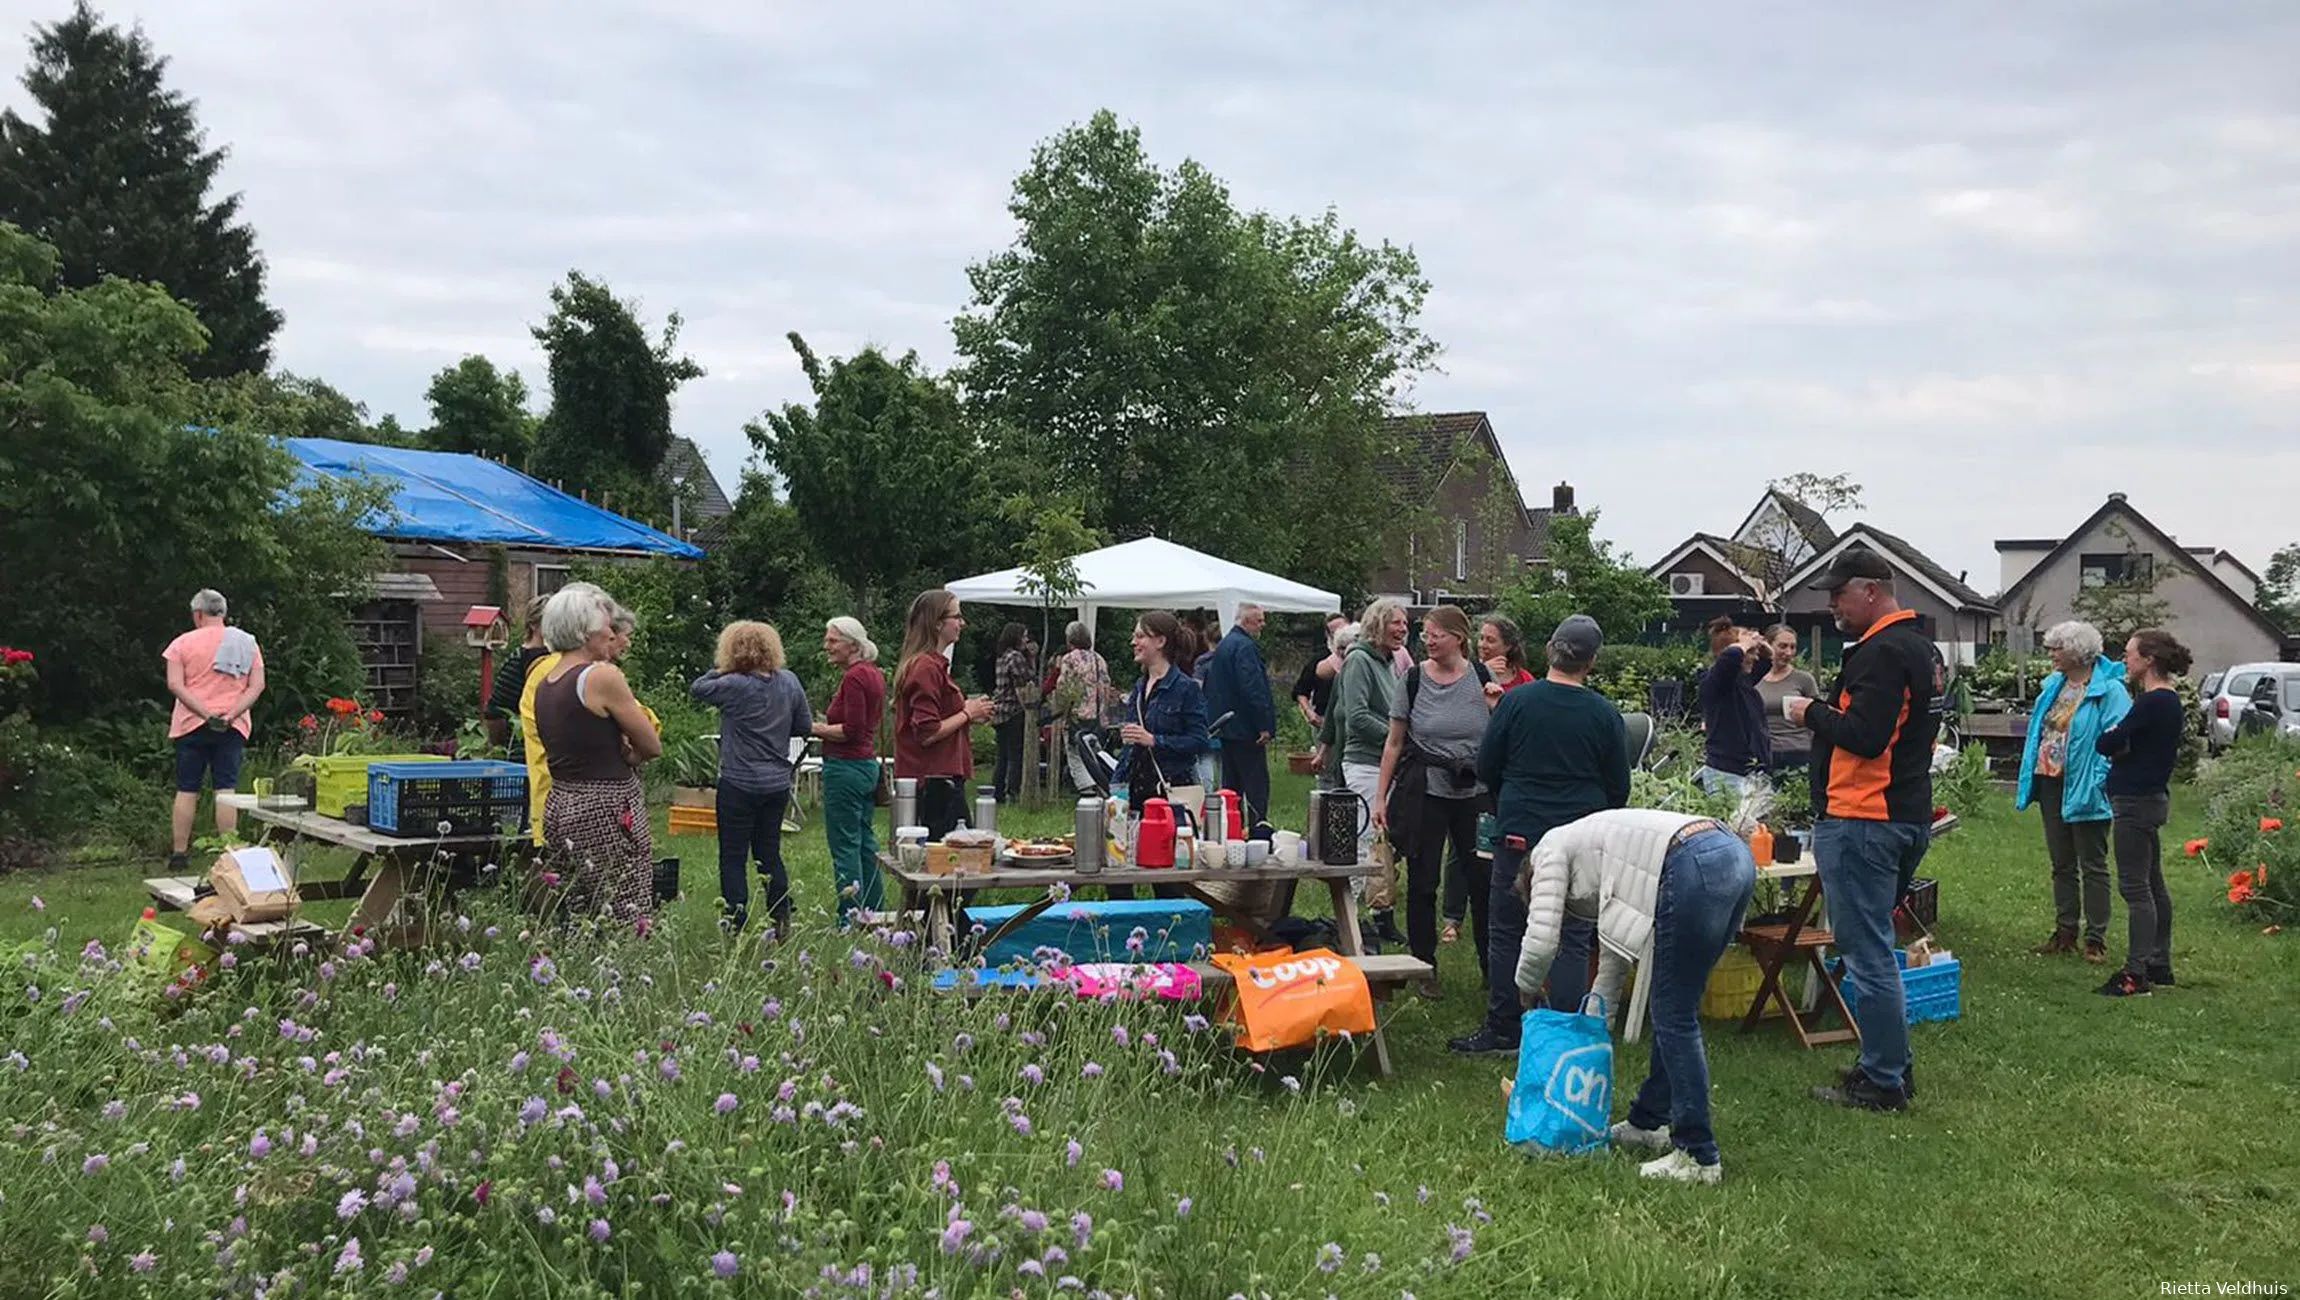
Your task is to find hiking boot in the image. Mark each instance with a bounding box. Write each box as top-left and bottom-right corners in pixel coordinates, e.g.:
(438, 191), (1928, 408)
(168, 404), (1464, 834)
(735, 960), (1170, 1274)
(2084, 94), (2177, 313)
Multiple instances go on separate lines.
(1608, 1120), (1673, 1154)
(2082, 939), (2108, 964)
(1639, 1149), (1723, 1185)
(2146, 964), (2176, 988)
(1446, 1027), (1518, 1056)
(2096, 970), (2151, 998)
(2029, 930), (2077, 956)
(1811, 1070), (1910, 1112)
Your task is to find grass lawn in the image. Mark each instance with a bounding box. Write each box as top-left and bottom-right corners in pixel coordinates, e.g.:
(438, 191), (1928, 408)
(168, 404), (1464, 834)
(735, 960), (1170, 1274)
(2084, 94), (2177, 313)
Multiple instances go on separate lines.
(1, 772), (2295, 1296)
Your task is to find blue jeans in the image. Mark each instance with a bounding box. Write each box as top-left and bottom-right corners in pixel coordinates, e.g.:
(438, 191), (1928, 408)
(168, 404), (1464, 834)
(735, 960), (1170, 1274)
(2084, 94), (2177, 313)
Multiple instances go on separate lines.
(1626, 828), (1756, 1165)
(1695, 766), (1756, 800)
(1483, 837), (1594, 1040)
(1813, 817), (1928, 1091)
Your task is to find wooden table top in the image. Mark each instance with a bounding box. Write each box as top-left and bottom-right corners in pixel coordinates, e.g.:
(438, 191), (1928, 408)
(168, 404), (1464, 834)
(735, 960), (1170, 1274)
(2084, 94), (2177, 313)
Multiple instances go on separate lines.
(879, 853), (1374, 891)
(247, 805), (517, 855)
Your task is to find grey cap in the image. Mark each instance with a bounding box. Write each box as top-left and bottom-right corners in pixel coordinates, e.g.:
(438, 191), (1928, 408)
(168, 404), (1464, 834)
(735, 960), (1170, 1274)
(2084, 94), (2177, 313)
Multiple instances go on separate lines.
(1549, 614), (1603, 662)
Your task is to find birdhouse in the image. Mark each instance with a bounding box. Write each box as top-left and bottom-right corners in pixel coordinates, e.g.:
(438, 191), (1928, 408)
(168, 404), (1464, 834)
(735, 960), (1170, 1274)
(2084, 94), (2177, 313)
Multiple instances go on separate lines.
(462, 605), (509, 650)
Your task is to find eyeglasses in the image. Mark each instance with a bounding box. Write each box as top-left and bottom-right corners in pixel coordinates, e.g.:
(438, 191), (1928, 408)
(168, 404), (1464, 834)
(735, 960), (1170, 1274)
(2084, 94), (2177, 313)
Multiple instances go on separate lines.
(942, 612), (963, 623)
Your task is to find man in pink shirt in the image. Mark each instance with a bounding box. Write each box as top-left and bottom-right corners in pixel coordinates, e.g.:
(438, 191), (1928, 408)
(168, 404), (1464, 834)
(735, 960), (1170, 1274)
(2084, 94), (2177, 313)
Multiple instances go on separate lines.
(163, 589), (265, 870)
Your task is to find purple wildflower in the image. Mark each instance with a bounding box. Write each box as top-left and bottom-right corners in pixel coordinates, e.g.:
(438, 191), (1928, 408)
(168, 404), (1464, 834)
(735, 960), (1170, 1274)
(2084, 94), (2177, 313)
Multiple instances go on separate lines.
(1111, 1024), (1130, 1047)
(81, 1154), (108, 1176)
(336, 1237), (364, 1274)
(940, 1218), (973, 1254)
(583, 1176), (606, 1206)
(520, 1097), (547, 1126)
(1071, 1211), (1093, 1250)
(925, 1061), (945, 1091)
(588, 1218), (611, 1243)
(337, 1190), (366, 1219)
(86, 1225), (107, 1244)
(658, 1056), (681, 1082)
(1447, 1224), (1474, 1263)
(129, 1250), (156, 1273)
(1101, 1168), (1123, 1192)
(1176, 1197), (1192, 1218)
(1065, 1138), (1082, 1167)
(1317, 1242), (1343, 1273)
(1081, 1061), (1103, 1078)
(711, 1250), (739, 1278)
(714, 1093), (738, 1115)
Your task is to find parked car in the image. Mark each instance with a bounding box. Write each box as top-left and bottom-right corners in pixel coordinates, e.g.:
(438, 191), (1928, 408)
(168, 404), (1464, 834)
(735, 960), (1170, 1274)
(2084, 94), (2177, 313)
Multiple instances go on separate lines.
(2205, 663), (2300, 753)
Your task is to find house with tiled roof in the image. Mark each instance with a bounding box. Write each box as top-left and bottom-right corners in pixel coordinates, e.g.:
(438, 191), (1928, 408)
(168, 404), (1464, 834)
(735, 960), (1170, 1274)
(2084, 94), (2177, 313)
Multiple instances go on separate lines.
(1777, 523), (2000, 664)
(1365, 411), (1572, 608)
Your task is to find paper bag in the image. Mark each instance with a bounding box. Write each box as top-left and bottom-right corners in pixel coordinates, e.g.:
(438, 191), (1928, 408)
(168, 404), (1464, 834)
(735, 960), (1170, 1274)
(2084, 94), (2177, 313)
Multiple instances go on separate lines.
(1366, 831), (1398, 911)
(211, 846), (297, 923)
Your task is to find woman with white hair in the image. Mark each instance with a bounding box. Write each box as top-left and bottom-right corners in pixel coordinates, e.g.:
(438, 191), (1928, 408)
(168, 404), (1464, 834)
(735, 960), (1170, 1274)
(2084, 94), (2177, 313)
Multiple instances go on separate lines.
(532, 582), (664, 921)
(2014, 619), (2131, 962)
(1326, 598), (1409, 941)
(812, 616), (887, 926)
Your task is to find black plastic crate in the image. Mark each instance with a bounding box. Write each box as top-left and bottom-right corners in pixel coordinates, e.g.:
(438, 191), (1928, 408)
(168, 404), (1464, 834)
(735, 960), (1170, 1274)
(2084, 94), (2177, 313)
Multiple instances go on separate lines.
(1895, 876), (1939, 939)
(367, 761), (527, 838)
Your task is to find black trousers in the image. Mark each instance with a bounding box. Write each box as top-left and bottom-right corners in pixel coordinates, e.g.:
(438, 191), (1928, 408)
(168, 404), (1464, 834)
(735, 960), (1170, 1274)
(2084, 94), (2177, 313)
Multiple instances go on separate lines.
(993, 718), (1026, 803)
(1403, 792), (1484, 975)
(1220, 738), (1271, 828)
(717, 784), (792, 933)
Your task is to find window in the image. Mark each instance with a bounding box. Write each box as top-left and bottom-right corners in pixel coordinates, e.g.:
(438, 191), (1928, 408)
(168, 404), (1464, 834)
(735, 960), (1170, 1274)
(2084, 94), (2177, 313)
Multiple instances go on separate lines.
(533, 564), (571, 597)
(1453, 520), (1468, 581)
(2078, 551), (2153, 588)
(2285, 677), (2300, 711)
(2227, 672), (2262, 703)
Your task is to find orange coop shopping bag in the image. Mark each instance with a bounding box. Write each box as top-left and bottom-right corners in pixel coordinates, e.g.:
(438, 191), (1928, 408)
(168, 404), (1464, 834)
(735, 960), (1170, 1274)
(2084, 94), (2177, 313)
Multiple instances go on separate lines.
(1209, 947), (1376, 1051)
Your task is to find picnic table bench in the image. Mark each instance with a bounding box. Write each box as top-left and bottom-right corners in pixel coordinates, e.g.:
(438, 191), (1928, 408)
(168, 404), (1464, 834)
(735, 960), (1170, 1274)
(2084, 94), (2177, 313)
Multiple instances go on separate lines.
(879, 853), (1431, 1077)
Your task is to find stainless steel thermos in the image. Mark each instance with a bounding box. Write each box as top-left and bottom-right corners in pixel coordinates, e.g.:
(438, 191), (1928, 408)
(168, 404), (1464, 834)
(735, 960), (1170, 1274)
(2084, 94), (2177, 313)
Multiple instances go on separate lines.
(1074, 798), (1106, 873)
(975, 786), (998, 836)
(892, 777), (919, 834)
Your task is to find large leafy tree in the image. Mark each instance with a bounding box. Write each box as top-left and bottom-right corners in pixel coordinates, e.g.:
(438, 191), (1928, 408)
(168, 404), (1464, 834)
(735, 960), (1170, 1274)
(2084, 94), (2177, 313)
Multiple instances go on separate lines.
(953, 110), (1436, 597)
(749, 334), (995, 596)
(2258, 543), (2300, 634)
(0, 2), (281, 377)
(196, 370), (410, 445)
(530, 271), (702, 518)
(1499, 512), (1674, 647)
(0, 223), (382, 733)
(423, 354), (536, 461)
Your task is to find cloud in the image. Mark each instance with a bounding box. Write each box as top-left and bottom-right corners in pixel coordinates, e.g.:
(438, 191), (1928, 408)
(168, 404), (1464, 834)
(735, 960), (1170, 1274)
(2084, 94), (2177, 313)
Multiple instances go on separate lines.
(3, 0), (2294, 586)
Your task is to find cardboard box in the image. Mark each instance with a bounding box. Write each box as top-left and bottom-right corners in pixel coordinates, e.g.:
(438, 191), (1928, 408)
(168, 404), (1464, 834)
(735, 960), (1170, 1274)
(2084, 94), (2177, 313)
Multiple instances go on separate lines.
(210, 847), (298, 923)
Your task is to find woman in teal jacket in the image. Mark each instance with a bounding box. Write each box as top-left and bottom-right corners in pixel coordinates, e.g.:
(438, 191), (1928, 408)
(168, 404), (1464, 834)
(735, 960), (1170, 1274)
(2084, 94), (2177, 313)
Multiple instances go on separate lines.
(2014, 621), (2131, 963)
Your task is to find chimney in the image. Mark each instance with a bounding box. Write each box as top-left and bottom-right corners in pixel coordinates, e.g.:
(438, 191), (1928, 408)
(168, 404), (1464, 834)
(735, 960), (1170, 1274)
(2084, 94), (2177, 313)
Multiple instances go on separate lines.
(2108, 491), (2127, 503)
(1553, 481), (1576, 514)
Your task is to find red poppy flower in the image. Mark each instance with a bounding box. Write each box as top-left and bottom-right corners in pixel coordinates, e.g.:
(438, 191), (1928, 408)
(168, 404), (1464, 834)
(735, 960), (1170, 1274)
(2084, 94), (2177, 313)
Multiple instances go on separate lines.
(300, 714), (317, 730)
(2257, 865), (2269, 888)
(2184, 838), (2210, 857)
(2262, 818), (2284, 833)
(369, 710), (385, 724)
(2230, 882), (2255, 905)
(2229, 870), (2253, 888)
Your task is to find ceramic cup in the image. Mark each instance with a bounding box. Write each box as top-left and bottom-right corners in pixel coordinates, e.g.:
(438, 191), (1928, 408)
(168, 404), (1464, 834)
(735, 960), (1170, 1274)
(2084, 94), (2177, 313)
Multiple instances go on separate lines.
(1271, 830), (1302, 860)
(1225, 840), (1247, 868)
(1244, 841), (1270, 867)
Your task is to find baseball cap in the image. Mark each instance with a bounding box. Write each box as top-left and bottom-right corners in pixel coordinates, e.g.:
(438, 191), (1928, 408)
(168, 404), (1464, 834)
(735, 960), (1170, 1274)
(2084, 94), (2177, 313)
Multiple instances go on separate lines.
(1807, 547), (1894, 592)
(1549, 614), (1603, 662)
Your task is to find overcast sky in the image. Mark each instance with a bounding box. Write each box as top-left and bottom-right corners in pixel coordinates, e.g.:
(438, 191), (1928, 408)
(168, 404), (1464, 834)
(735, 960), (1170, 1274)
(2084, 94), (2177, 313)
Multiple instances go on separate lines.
(7, 1), (2296, 590)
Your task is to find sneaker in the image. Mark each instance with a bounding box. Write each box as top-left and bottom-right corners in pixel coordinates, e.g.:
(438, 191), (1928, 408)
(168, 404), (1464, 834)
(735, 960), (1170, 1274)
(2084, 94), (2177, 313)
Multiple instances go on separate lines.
(1608, 1120), (1673, 1154)
(165, 851), (190, 875)
(2096, 970), (2151, 997)
(1811, 1070), (1910, 1112)
(1638, 1149), (1722, 1185)
(1446, 1027), (1518, 1056)
(1413, 977), (1444, 1002)
(1840, 1061), (1915, 1101)
(2029, 930), (2077, 956)
(2082, 939), (2108, 964)
(1372, 910), (1406, 945)
(2146, 964), (2176, 988)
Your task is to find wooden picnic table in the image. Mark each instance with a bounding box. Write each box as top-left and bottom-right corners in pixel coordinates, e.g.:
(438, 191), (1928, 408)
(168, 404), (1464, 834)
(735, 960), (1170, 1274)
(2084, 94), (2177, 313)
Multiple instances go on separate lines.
(878, 853), (1428, 1076)
(146, 803), (523, 948)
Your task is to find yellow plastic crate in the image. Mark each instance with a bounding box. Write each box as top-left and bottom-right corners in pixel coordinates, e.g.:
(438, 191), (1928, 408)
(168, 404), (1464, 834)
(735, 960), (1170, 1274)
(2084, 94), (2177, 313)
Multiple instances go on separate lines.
(306, 753), (449, 817)
(1700, 947), (1767, 1020)
(667, 804), (717, 836)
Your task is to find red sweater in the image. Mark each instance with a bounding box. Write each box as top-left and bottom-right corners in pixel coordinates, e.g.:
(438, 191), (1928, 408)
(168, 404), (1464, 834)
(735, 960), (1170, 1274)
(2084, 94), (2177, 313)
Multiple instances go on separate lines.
(824, 661), (886, 760)
(894, 652), (973, 780)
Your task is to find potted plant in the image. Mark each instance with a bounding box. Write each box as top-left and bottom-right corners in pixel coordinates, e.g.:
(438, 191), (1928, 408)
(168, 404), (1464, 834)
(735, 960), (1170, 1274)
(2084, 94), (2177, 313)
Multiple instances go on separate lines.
(664, 735), (718, 809)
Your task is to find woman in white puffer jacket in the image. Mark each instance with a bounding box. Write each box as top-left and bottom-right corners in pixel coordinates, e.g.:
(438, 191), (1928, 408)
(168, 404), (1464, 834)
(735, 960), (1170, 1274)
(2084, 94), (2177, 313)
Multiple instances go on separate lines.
(1513, 808), (1756, 1184)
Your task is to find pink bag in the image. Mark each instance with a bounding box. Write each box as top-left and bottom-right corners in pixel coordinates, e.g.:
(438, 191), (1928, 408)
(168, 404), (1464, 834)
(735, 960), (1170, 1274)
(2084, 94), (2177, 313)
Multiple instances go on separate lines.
(1060, 962), (1203, 1002)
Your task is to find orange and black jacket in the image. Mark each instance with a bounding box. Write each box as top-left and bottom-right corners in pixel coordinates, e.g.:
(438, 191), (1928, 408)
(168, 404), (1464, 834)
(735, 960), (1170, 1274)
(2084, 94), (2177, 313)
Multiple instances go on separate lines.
(1806, 609), (1938, 825)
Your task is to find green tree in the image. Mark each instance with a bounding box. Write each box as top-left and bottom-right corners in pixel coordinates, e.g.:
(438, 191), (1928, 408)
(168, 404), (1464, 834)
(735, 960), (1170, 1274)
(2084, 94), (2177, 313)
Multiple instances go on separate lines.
(749, 334), (993, 597)
(2068, 524), (2174, 650)
(1498, 511), (1673, 647)
(1723, 471), (1863, 609)
(2258, 543), (2300, 634)
(0, 2), (281, 377)
(531, 271), (702, 516)
(424, 354), (536, 461)
(953, 110), (1436, 598)
(0, 223), (383, 735)
(195, 370), (408, 445)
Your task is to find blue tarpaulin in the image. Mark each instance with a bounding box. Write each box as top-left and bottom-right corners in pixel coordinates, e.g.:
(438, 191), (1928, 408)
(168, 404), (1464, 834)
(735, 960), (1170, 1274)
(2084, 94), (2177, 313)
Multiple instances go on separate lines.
(284, 438), (705, 558)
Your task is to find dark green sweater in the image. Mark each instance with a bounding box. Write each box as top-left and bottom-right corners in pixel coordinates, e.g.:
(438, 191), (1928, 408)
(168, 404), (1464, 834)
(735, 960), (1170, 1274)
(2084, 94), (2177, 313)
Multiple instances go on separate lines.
(1476, 679), (1631, 843)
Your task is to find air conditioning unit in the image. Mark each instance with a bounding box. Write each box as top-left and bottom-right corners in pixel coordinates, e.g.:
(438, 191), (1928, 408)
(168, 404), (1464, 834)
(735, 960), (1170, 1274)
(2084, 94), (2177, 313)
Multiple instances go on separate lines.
(1669, 572), (1706, 597)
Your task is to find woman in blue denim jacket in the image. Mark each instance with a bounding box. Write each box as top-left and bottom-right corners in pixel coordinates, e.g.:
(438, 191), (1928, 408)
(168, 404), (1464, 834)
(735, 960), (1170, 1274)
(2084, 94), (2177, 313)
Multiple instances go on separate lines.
(2013, 620), (2131, 962)
(1112, 610), (1210, 808)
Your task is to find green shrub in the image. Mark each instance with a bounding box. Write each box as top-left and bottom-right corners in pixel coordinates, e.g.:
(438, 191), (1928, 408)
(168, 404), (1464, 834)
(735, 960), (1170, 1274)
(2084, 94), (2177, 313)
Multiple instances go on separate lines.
(2194, 735), (2300, 922)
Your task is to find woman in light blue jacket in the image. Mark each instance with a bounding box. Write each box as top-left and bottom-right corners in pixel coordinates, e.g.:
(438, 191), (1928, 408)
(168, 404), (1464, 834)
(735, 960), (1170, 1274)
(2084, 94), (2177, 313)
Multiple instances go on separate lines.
(2013, 621), (2131, 963)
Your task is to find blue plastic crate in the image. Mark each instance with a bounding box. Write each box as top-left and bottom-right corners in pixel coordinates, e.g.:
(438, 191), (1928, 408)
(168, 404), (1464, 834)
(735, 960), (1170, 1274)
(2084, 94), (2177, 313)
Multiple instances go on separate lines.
(367, 760), (527, 837)
(1838, 949), (1961, 1025)
(965, 899), (1213, 969)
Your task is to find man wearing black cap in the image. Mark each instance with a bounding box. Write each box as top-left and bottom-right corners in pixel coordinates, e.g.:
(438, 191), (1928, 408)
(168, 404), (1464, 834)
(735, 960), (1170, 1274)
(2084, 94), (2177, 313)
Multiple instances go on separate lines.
(1783, 548), (1938, 1111)
(1450, 614), (1631, 1055)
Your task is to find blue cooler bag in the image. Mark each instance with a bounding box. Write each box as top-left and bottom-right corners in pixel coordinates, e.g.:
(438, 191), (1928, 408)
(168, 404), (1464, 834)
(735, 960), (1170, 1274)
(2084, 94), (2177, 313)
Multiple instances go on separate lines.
(1504, 995), (1613, 1155)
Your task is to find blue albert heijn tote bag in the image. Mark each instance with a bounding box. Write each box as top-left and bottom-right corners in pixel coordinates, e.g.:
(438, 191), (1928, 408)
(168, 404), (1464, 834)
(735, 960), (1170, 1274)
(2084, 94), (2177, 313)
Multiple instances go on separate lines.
(1505, 994), (1614, 1156)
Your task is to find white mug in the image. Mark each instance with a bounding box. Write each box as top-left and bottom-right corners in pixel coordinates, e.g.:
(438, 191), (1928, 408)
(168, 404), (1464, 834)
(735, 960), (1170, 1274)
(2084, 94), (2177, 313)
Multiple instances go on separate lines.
(1244, 841), (1270, 867)
(1271, 830), (1302, 859)
(1782, 695), (1811, 721)
(1225, 840), (1247, 868)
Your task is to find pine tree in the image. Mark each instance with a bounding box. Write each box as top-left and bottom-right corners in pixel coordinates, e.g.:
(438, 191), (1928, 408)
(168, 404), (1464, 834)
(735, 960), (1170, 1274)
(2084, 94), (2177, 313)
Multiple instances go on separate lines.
(0, 2), (282, 377)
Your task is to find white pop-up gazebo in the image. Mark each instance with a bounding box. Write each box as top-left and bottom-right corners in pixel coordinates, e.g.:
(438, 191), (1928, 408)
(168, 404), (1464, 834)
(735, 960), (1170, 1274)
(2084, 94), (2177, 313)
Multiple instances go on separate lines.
(946, 535), (1341, 635)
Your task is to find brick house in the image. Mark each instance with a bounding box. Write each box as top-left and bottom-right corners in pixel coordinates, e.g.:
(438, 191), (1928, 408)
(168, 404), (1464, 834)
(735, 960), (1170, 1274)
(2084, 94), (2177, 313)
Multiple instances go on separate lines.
(1365, 411), (1572, 608)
